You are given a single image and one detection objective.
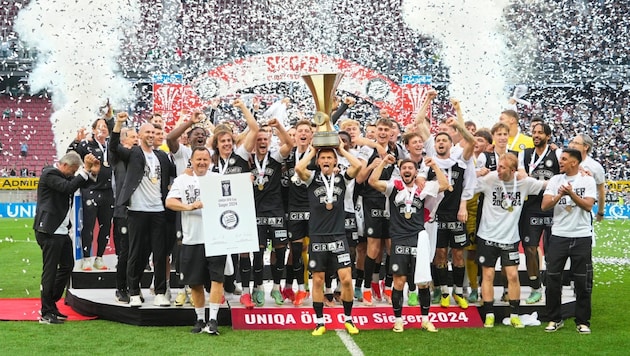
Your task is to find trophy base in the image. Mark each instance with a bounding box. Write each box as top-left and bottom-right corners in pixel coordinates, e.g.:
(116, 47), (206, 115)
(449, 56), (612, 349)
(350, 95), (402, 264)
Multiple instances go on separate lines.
(313, 131), (339, 148)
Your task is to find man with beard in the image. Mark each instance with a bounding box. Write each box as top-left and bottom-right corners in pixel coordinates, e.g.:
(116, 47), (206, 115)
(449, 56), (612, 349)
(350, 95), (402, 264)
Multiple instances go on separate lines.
(249, 118), (293, 306)
(295, 143), (363, 336)
(517, 122), (561, 304)
(541, 149), (596, 334)
(423, 127), (475, 309)
(475, 154), (545, 328)
(166, 147), (224, 335)
(111, 112), (176, 307)
(369, 155), (448, 333)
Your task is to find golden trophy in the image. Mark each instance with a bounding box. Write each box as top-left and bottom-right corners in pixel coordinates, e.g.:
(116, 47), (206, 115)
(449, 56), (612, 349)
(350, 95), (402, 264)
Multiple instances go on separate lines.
(302, 73), (344, 148)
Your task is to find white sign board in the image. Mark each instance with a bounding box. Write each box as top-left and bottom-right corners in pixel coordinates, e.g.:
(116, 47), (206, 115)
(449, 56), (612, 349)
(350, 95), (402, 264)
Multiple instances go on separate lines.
(199, 173), (258, 256)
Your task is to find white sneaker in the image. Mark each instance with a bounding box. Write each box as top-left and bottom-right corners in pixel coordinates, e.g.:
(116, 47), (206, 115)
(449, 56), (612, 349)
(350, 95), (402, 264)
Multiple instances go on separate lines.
(81, 258), (93, 271)
(93, 256), (107, 270)
(130, 295), (142, 307)
(154, 294), (171, 307)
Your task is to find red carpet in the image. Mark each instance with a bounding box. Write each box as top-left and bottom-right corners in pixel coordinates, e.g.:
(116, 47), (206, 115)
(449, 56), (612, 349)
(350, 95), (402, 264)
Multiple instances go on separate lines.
(0, 298), (97, 321)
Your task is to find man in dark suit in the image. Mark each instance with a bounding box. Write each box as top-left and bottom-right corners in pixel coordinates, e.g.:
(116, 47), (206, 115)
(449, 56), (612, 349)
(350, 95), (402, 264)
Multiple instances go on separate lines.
(110, 112), (175, 307)
(34, 151), (100, 324)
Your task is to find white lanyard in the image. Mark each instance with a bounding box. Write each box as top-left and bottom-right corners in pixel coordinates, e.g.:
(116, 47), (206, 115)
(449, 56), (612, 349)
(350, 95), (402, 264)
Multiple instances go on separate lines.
(298, 147), (310, 161)
(320, 172), (335, 204)
(96, 140), (107, 163)
(508, 130), (521, 151)
(254, 152), (269, 185)
(499, 172), (517, 211)
(404, 184), (417, 213)
(145, 151), (158, 182)
(528, 145), (549, 173)
(217, 156), (229, 175)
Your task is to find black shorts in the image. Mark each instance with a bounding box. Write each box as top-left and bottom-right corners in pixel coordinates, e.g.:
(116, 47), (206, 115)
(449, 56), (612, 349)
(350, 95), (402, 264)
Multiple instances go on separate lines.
(344, 212), (363, 247)
(179, 244), (227, 285)
(476, 237), (520, 267)
(436, 221), (469, 248)
(256, 215), (288, 247)
(308, 234), (352, 272)
(519, 213), (552, 247)
(362, 196), (390, 238)
(287, 210), (310, 241)
(389, 235), (418, 276)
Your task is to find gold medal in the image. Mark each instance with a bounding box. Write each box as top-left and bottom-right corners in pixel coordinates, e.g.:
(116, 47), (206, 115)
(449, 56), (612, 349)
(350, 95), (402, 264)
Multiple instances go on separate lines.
(404, 212), (412, 219)
(507, 206), (514, 212)
(325, 202), (333, 210)
(447, 185), (453, 192)
(103, 161), (110, 167)
(151, 177), (158, 184)
(258, 184), (264, 191)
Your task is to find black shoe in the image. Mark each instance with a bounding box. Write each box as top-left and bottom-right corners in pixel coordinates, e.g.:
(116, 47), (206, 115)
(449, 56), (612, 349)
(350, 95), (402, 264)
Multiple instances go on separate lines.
(115, 289), (130, 304)
(191, 320), (206, 334)
(39, 314), (64, 324)
(207, 319), (220, 335)
(55, 311), (68, 320)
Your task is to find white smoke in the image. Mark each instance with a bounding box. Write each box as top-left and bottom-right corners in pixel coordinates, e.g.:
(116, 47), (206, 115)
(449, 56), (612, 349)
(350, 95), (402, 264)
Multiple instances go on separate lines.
(402, 0), (511, 128)
(14, 0), (141, 158)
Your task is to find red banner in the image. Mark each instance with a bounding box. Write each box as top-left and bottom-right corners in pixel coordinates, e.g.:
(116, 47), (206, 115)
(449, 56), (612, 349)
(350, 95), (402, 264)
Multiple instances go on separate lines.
(231, 305), (483, 330)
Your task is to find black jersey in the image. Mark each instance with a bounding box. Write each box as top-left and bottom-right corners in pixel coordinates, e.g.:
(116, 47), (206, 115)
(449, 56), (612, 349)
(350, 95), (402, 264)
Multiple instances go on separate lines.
(306, 171), (349, 236)
(427, 160), (466, 221)
(284, 147), (313, 211)
(252, 150), (285, 215)
(522, 147), (560, 215)
(483, 150), (518, 171)
(211, 152), (250, 175)
(386, 180), (428, 240)
(356, 145), (400, 200)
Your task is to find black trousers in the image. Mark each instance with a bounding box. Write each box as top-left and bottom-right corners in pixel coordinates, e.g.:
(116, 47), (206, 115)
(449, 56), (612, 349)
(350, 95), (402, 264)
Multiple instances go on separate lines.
(127, 211), (166, 296)
(545, 235), (593, 326)
(36, 232), (74, 316)
(113, 217), (129, 292)
(80, 189), (114, 258)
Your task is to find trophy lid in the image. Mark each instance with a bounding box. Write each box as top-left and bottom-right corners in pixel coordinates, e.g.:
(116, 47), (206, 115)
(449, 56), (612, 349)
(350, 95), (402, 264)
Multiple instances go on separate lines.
(302, 73), (344, 116)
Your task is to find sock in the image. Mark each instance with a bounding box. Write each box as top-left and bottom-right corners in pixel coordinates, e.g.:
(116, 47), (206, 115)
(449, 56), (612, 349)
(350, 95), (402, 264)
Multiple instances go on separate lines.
(284, 263), (294, 289)
(355, 269), (364, 288)
(195, 307), (205, 322)
(253, 249), (264, 287)
(419, 288), (431, 315)
(437, 266), (449, 296)
(509, 299), (520, 315)
(484, 301), (494, 315)
(240, 255), (251, 293)
(392, 288), (403, 317)
(452, 266), (465, 295)
(272, 247), (286, 285)
(465, 258), (479, 289)
(209, 303), (220, 321)
(343, 300), (353, 320)
(384, 255), (393, 287)
(291, 242), (304, 285)
(313, 302), (324, 319)
(363, 257), (376, 289)
(530, 276), (541, 290)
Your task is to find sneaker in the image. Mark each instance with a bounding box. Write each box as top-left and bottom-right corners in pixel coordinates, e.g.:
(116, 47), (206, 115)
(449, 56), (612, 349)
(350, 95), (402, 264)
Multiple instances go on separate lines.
(421, 320), (438, 332)
(324, 296), (336, 308)
(191, 320), (206, 334)
(344, 321), (359, 335)
(282, 287), (295, 302)
(233, 284), (243, 296)
(207, 319), (220, 335)
(93, 256), (107, 270)
(354, 287), (363, 302)
(253, 289), (265, 307)
(293, 290), (308, 306)
(453, 294), (469, 309)
(362, 289), (373, 306)
(510, 316), (525, 328)
(54, 311), (68, 320)
(383, 289), (392, 304)
(175, 290), (188, 307)
(484, 314), (495, 328)
(576, 324), (591, 334)
(500, 291), (509, 302)
(407, 291), (419, 307)
(545, 320), (564, 332)
(432, 289), (441, 304)
(39, 313), (63, 324)
(271, 290), (284, 305)
(526, 290), (542, 304)
(440, 295), (450, 308)
(154, 294), (171, 307)
(81, 258), (92, 271)
(130, 295), (142, 307)
(240, 294), (255, 309)
(392, 319), (404, 333)
(371, 281), (382, 302)
(312, 324), (326, 336)
(115, 289), (130, 304)
(468, 289), (479, 303)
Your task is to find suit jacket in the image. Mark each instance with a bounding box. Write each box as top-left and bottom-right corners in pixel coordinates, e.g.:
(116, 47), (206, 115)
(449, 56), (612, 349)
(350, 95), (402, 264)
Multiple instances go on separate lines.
(67, 139), (113, 191)
(33, 166), (90, 234)
(110, 131), (175, 208)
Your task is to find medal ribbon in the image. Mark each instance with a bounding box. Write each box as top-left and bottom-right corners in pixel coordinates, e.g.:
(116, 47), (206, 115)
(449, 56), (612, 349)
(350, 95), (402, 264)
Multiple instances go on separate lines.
(528, 145), (549, 173)
(499, 172), (517, 209)
(254, 152), (269, 185)
(320, 172), (335, 205)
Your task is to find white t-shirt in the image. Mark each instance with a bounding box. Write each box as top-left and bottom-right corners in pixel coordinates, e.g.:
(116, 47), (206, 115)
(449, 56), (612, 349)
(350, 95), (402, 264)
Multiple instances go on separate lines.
(129, 150), (164, 212)
(544, 173), (597, 238)
(475, 171), (545, 244)
(166, 172), (215, 245)
(580, 156), (605, 185)
(172, 145), (192, 176)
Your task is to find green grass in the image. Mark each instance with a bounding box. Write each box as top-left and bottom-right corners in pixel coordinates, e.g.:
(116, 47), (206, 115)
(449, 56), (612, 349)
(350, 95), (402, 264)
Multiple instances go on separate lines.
(2, 218), (630, 355)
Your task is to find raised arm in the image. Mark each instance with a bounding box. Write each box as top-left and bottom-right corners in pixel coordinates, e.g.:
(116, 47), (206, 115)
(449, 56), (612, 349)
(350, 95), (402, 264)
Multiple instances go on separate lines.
(166, 112), (202, 153)
(338, 139), (362, 179)
(368, 154), (394, 193)
(111, 112), (133, 162)
(268, 118), (294, 158)
(412, 89), (437, 143)
(234, 99), (259, 152)
(295, 145), (317, 182)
